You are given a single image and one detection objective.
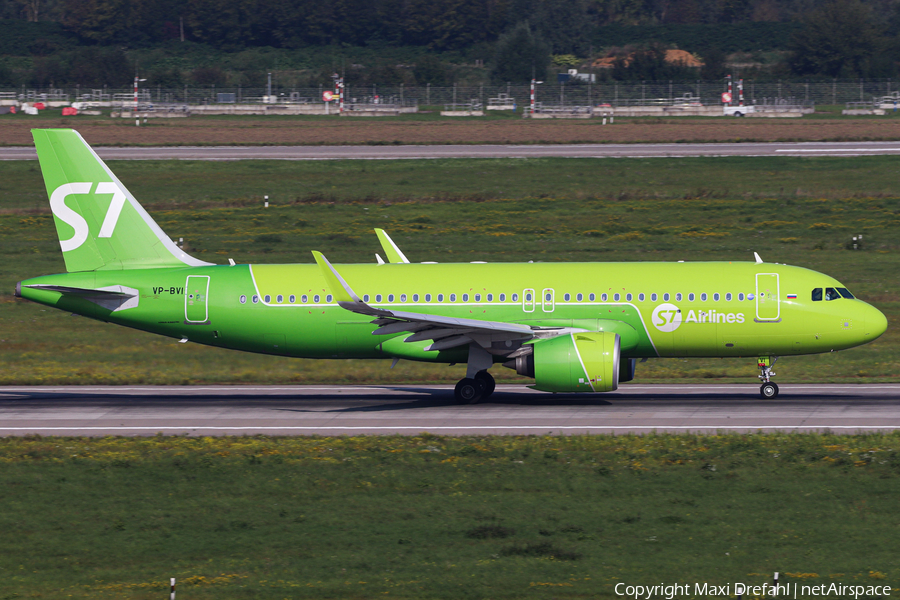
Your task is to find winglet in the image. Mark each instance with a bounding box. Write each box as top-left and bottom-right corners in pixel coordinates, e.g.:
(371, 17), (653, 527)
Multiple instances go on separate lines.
(754, 252), (763, 264)
(374, 229), (410, 264)
(312, 251), (360, 304)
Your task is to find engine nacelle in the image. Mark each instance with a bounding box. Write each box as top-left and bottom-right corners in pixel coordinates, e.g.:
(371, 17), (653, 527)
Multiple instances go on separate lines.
(510, 332), (621, 393)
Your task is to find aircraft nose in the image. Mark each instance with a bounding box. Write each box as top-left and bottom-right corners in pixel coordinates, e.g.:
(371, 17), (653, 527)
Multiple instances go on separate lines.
(864, 303), (888, 340)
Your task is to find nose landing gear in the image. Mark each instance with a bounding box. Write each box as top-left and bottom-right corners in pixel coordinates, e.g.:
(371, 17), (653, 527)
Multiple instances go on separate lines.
(758, 356), (779, 398)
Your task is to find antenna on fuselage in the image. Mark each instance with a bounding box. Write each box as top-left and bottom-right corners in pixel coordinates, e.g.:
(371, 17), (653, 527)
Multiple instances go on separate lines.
(754, 252), (763, 264)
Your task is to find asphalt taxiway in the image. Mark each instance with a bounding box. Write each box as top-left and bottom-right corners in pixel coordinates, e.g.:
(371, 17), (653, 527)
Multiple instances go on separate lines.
(4, 141), (900, 160)
(1, 384), (898, 436)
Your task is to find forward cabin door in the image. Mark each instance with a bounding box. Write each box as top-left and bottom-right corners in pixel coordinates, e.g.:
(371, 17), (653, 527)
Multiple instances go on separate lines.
(185, 275), (210, 323)
(755, 273), (780, 321)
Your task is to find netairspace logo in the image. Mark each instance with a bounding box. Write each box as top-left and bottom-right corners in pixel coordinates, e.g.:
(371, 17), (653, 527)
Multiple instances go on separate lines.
(651, 304), (745, 333)
(613, 582), (892, 599)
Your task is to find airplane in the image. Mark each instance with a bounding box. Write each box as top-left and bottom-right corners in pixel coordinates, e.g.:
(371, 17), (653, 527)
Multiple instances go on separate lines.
(14, 129), (889, 403)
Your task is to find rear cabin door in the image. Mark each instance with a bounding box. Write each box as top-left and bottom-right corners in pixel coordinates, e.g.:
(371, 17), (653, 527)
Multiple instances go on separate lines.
(756, 273), (780, 321)
(185, 275), (210, 323)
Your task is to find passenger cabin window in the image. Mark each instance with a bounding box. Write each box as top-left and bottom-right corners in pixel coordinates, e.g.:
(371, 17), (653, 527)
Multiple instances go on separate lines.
(376, 294), (383, 302)
(688, 293), (695, 301)
(326, 295), (333, 303)
(474, 294), (481, 302)
(388, 294), (395, 302)
(264, 295), (271, 303)
(626, 293), (633, 301)
(512, 293), (519, 302)
(738, 293), (744, 301)
(289, 295), (296, 303)
(302, 295), (308, 303)
(487, 294), (493, 301)
(700, 293), (707, 301)
(400, 294), (407, 302)
(450, 294), (457, 302)
(499, 293), (505, 301)
(276, 295), (283, 303)
(589, 293), (595, 301)
(651, 293), (657, 301)
(425, 294), (431, 302)
(663, 293), (670, 301)
(713, 293), (720, 301)
(725, 293), (732, 301)
(438, 294), (444, 302)
(812, 288), (822, 301)
(252, 295), (259, 304)
(240, 295), (247, 304)
(463, 293), (469, 301)
(412, 294), (419, 302)
(638, 293), (645, 301)
(363, 294), (369, 302)
(564, 293), (571, 301)
(577, 293), (583, 301)
(313, 295), (320, 303)
(601, 293), (608, 301)
(525, 292), (532, 301)
(675, 292), (682, 301)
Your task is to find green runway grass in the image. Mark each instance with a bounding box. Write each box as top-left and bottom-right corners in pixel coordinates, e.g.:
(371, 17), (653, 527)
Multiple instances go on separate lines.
(1, 156), (898, 385)
(0, 434), (897, 599)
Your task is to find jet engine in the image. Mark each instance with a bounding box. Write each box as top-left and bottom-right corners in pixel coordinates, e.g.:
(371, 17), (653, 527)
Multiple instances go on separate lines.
(505, 332), (621, 392)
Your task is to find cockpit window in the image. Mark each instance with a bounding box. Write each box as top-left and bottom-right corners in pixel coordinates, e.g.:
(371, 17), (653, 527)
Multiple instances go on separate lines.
(811, 288), (822, 302)
(824, 287), (841, 301)
(837, 287), (855, 299)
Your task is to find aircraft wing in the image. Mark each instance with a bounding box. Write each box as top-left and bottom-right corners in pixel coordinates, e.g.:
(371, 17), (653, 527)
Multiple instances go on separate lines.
(312, 251), (562, 353)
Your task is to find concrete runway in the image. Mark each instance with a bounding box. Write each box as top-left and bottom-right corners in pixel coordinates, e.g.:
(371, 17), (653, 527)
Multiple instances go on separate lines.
(1, 384), (899, 436)
(4, 141), (900, 160)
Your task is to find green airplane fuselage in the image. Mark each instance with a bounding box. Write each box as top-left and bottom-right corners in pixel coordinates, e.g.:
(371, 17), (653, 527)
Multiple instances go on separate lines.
(19, 260), (885, 361)
(15, 128), (889, 397)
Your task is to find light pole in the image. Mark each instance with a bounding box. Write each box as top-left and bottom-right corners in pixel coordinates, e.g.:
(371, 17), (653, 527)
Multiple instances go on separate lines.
(530, 79), (543, 116)
(133, 75), (146, 126)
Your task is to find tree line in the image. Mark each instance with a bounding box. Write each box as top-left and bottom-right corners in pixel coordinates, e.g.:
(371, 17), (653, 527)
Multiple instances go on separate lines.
(0, 0), (898, 84)
(2, 0), (900, 53)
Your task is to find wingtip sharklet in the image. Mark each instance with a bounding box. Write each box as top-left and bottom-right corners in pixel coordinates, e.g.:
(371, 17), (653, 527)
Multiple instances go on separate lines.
(374, 228), (410, 264)
(311, 251), (363, 305)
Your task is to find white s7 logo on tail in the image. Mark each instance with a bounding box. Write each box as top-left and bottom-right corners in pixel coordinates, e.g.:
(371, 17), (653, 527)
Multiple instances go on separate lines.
(49, 182), (127, 251)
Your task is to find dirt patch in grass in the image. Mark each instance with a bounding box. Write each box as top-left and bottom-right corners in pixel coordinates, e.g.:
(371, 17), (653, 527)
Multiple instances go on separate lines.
(4, 116), (900, 146)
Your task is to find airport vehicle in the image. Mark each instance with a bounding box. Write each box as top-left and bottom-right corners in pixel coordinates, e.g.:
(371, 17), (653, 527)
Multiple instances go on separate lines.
(16, 129), (888, 402)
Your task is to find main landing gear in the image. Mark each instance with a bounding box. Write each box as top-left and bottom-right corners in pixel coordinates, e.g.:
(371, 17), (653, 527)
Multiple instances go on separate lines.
(758, 356), (779, 398)
(453, 342), (497, 404)
(454, 371), (495, 404)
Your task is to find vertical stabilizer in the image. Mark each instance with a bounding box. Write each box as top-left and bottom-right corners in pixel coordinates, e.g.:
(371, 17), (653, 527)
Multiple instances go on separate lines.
(32, 129), (213, 272)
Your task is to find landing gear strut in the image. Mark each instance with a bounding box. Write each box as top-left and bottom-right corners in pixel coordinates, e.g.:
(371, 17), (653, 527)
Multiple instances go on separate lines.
(758, 356), (779, 398)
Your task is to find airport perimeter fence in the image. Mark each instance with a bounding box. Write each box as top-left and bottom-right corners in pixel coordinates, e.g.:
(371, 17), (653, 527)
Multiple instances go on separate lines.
(5, 79), (900, 109)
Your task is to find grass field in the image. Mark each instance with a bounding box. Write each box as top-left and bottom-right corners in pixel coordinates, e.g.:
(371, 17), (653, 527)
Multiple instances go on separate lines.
(1, 156), (898, 385)
(0, 433), (897, 599)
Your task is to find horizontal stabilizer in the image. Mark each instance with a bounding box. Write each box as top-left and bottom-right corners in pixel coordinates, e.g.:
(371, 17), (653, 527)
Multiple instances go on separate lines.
(23, 284), (134, 297)
(22, 283), (139, 312)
